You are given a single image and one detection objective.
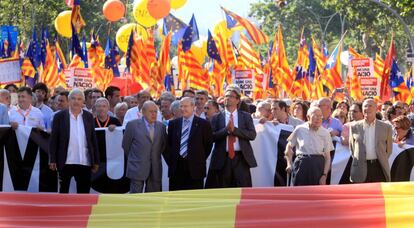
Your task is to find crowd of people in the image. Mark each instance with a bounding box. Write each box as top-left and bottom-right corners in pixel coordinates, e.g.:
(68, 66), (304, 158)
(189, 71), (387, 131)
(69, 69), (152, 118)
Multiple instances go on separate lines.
(0, 82), (412, 193)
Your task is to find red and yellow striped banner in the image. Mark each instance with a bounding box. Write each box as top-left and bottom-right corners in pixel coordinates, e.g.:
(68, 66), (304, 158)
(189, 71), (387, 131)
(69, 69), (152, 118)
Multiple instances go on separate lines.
(2, 182), (414, 227)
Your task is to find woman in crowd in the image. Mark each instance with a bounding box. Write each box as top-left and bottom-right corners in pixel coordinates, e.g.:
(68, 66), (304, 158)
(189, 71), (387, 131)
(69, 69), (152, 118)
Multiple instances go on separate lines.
(393, 115), (414, 148)
(95, 98), (121, 131)
(291, 101), (309, 122)
(114, 102), (128, 125)
(332, 109), (347, 125)
(336, 101), (350, 118)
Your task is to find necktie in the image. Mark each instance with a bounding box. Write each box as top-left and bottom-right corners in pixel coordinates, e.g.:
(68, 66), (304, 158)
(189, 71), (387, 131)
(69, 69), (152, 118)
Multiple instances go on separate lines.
(180, 119), (190, 158)
(228, 113), (235, 159)
(149, 124), (154, 142)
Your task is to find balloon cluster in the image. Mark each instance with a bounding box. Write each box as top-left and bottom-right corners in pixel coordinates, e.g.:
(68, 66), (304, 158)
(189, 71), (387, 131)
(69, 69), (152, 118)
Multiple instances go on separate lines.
(54, 0), (187, 38)
(133, 0), (187, 27)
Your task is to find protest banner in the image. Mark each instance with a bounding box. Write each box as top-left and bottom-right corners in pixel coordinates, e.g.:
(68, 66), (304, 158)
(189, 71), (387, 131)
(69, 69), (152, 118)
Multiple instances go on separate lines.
(233, 69), (254, 97)
(0, 58), (22, 85)
(351, 58), (378, 97)
(64, 68), (95, 90)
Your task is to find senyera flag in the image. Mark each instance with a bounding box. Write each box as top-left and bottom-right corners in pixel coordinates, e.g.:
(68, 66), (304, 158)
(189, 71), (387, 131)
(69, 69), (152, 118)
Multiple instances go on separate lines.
(1, 182), (413, 227)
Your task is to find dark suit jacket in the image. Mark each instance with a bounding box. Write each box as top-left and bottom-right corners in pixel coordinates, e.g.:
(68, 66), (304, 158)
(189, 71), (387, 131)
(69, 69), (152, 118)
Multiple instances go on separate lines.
(165, 116), (213, 180)
(49, 109), (100, 171)
(210, 110), (257, 170)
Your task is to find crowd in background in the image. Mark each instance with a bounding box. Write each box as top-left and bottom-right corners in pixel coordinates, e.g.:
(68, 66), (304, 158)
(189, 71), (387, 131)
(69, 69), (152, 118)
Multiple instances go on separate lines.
(0, 83), (413, 193)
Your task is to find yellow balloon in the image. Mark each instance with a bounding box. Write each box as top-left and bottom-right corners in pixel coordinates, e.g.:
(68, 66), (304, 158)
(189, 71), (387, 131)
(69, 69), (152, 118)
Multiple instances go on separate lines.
(116, 23), (137, 52)
(116, 23), (149, 52)
(55, 11), (72, 38)
(170, 0), (187, 9)
(133, 0), (157, 28)
(190, 45), (206, 65)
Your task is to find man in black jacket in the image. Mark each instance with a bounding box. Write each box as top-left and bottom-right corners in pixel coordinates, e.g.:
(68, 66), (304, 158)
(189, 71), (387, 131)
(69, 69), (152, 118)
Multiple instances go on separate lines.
(210, 84), (257, 187)
(164, 97), (213, 190)
(49, 88), (99, 193)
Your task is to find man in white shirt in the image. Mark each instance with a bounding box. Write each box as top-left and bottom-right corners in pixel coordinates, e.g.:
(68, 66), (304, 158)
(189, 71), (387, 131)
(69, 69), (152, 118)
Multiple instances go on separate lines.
(9, 87), (45, 130)
(32, 83), (54, 130)
(123, 90), (162, 126)
(49, 88), (99, 193)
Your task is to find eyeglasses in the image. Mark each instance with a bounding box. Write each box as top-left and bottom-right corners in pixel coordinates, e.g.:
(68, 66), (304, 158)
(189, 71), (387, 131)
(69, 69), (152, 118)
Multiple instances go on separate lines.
(204, 107), (210, 110)
(225, 95), (238, 99)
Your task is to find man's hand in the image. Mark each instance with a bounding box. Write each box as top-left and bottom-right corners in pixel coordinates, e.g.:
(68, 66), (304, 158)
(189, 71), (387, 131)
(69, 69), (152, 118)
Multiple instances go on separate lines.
(286, 164), (292, 174)
(227, 117), (235, 133)
(92, 164), (99, 173)
(330, 129), (340, 137)
(10, 122), (18, 130)
(259, 118), (268, 124)
(319, 175), (327, 185)
(108, 125), (116, 132)
(49, 163), (57, 171)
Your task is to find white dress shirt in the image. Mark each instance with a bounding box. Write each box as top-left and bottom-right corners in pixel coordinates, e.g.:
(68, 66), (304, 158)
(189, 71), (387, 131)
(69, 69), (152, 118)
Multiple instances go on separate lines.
(9, 105), (45, 128)
(66, 109), (91, 166)
(225, 109), (241, 151)
(123, 106), (162, 126)
(364, 120), (377, 160)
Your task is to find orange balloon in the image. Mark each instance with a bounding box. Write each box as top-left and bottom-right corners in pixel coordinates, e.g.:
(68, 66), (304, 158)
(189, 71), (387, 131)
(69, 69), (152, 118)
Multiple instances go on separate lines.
(147, 0), (170, 20)
(103, 0), (125, 22)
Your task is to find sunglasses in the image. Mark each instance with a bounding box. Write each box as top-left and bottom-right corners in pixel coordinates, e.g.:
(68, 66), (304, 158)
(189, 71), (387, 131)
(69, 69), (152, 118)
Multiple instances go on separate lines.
(204, 107), (210, 110)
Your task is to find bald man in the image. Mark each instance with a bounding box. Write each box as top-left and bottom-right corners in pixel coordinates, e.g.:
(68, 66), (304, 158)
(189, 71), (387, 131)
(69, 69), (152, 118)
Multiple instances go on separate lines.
(123, 101), (167, 193)
(349, 98), (393, 183)
(123, 90), (162, 126)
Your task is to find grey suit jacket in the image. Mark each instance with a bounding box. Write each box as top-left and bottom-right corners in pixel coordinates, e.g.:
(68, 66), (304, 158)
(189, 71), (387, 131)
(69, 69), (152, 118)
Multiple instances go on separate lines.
(349, 119), (392, 182)
(122, 118), (167, 181)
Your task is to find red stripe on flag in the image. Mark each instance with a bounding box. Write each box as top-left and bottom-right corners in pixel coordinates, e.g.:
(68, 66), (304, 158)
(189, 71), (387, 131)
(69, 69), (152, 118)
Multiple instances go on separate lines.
(235, 184), (386, 227)
(0, 193), (98, 227)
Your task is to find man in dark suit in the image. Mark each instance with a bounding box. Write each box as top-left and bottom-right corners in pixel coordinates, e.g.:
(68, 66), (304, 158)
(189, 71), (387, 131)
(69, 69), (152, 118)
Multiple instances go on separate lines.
(49, 88), (100, 193)
(123, 101), (167, 193)
(164, 97), (213, 190)
(209, 84), (257, 187)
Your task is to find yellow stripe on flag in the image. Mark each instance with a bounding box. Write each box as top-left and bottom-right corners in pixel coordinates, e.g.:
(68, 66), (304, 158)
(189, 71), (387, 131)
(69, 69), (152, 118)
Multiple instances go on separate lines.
(87, 188), (241, 227)
(382, 182), (414, 228)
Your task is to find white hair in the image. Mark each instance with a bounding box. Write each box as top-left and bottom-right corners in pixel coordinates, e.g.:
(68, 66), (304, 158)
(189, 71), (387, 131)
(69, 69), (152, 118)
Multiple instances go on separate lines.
(114, 102), (128, 113)
(257, 101), (271, 109)
(68, 88), (85, 100)
(142, 100), (158, 112)
(0, 89), (10, 96)
(95, 97), (110, 107)
(179, 97), (195, 106)
(170, 100), (180, 112)
(307, 106), (322, 117)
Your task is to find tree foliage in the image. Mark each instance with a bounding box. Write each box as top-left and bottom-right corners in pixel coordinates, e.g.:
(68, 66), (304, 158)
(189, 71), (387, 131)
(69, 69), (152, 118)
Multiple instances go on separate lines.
(249, 0), (414, 70)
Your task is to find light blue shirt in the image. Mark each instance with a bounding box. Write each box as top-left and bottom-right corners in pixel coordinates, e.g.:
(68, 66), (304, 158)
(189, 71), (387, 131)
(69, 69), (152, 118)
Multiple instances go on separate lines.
(182, 114), (195, 131)
(39, 104), (54, 130)
(143, 117), (155, 133)
(0, 104), (9, 124)
(322, 116), (343, 134)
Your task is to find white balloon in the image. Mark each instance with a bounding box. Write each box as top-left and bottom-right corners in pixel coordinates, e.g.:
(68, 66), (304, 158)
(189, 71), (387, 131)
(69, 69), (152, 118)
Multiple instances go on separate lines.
(340, 50), (350, 66)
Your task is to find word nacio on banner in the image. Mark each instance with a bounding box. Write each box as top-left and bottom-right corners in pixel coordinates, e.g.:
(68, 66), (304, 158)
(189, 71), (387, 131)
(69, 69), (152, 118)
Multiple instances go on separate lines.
(351, 58), (378, 97)
(233, 69), (254, 97)
(0, 58), (22, 85)
(65, 68), (95, 90)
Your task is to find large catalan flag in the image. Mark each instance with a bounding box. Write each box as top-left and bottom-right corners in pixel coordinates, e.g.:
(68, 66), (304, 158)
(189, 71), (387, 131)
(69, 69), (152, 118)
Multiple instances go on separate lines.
(221, 7), (268, 45)
(2, 182), (414, 227)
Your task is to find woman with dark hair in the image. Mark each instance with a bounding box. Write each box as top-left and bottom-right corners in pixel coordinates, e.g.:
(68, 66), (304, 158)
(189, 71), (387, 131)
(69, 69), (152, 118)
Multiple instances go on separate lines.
(291, 101), (309, 121)
(336, 101), (350, 117)
(393, 115), (414, 147)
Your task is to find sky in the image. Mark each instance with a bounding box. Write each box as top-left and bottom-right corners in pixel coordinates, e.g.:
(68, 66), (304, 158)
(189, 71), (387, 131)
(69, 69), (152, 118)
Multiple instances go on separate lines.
(172, 0), (257, 35)
(134, 0), (258, 36)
